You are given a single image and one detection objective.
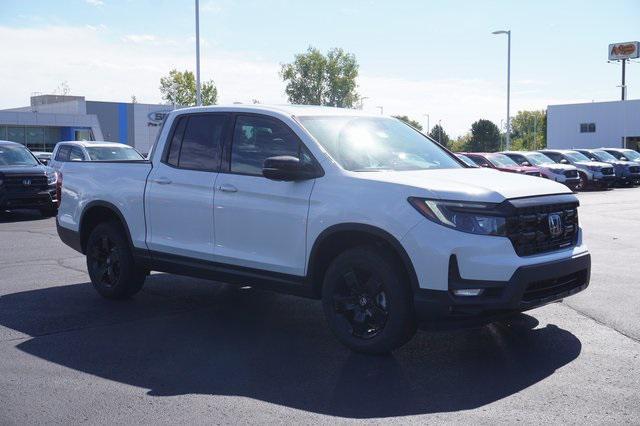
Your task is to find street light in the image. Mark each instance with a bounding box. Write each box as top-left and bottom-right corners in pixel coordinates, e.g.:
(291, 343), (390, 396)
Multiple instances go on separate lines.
(423, 113), (430, 133)
(195, 0), (202, 106)
(492, 29), (511, 150)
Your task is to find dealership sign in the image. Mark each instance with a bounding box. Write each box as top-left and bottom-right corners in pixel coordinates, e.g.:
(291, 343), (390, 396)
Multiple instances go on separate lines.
(608, 41), (639, 60)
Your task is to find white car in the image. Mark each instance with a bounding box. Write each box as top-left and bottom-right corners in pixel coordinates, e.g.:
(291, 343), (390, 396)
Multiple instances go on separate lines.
(56, 105), (591, 353)
(48, 141), (143, 171)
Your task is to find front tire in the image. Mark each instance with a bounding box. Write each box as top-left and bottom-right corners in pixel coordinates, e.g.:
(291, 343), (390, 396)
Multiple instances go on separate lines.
(86, 222), (146, 299)
(321, 246), (417, 354)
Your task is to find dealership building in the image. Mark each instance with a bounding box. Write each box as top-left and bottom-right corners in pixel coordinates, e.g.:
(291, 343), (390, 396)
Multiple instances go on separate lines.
(547, 99), (640, 151)
(0, 95), (174, 154)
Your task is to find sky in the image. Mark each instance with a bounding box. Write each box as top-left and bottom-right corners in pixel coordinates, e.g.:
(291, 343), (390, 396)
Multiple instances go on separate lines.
(0, 0), (638, 137)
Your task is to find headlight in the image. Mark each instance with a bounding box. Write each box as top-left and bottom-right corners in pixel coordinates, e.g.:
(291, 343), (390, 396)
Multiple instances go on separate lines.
(47, 172), (58, 185)
(408, 197), (507, 236)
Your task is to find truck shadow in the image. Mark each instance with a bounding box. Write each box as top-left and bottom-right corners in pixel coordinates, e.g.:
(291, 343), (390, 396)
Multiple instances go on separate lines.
(0, 274), (582, 418)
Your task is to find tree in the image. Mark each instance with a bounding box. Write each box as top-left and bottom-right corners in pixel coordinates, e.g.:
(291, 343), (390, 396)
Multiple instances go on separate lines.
(393, 115), (423, 131)
(469, 119), (501, 152)
(449, 132), (472, 152)
(159, 69), (218, 106)
(280, 46), (359, 108)
(428, 124), (450, 147)
(511, 110), (547, 150)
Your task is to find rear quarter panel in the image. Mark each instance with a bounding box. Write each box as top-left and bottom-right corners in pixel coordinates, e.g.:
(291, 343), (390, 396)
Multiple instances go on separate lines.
(58, 161), (152, 249)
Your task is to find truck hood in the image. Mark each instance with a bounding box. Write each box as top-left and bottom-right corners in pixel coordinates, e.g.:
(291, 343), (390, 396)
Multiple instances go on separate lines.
(541, 163), (576, 172)
(0, 164), (49, 175)
(356, 168), (572, 203)
(574, 161), (613, 169)
(498, 165), (541, 173)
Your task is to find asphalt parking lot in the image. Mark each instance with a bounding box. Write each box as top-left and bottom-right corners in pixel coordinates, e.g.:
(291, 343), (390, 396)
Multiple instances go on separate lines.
(1, 188), (639, 424)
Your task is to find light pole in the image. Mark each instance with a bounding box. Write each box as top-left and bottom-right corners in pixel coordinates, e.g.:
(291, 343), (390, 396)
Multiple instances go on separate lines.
(492, 29), (511, 150)
(423, 113), (430, 133)
(195, 0), (202, 106)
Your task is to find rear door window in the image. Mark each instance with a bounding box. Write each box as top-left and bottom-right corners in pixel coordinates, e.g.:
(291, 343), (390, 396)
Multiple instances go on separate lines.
(55, 145), (71, 161)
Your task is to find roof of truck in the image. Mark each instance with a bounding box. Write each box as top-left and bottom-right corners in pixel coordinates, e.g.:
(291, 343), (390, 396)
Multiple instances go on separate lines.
(56, 141), (136, 148)
(172, 104), (383, 118)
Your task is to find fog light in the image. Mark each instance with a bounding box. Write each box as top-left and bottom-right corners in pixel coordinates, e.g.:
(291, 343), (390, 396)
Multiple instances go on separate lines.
(453, 289), (484, 297)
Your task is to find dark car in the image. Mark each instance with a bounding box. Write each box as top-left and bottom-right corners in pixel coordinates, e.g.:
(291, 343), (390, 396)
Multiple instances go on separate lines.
(575, 148), (640, 186)
(461, 152), (543, 176)
(0, 140), (59, 216)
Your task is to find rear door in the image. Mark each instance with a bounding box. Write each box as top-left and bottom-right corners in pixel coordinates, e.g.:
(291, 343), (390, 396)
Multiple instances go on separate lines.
(145, 113), (229, 260)
(213, 114), (318, 276)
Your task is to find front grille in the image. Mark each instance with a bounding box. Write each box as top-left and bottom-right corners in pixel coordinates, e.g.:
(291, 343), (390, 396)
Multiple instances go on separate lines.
(526, 171), (542, 177)
(629, 166), (640, 174)
(523, 270), (588, 303)
(601, 167), (614, 176)
(2, 175), (48, 191)
(563, 170), (578, 178)
(506, 202), (579, 257)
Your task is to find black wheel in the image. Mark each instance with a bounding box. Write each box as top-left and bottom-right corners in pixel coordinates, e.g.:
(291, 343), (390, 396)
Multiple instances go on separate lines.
(575, 172), (587, 191)
(86, 222), (146, 299)
(39, 206), (57, 217)
(322, 246), (417, 354)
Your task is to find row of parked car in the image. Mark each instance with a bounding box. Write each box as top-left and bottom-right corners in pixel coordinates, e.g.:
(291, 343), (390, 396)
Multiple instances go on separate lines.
(455, 148), (640, 190)
(0, 140), (144, 217)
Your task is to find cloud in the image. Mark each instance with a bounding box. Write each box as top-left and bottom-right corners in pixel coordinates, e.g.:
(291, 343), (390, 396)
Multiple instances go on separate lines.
(201, 1), (223, 13)
(85, 0), (104, 6)
(122, 34), (157, 43)
(0, 24), (589, 136)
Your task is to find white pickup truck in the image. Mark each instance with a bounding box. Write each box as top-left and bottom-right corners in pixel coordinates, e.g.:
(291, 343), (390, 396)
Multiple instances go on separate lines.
(57, 105), (590, 353)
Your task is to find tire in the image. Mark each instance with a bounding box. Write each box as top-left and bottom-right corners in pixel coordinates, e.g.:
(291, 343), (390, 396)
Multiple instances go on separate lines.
(575, 172), (587, 191)
(39, 206), (57, 217)
(86, 221), (146, 299)
(321, 246), (417, 354)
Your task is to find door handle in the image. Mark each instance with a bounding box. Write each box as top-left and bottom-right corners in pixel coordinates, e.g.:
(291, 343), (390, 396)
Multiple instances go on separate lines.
(153, 177), (172, 185)
(218, 184), (238, 193)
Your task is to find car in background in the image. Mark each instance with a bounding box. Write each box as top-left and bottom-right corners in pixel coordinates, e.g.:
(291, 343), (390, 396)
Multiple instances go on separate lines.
(502, 151), (581, 190)
(461, 152), (543, 176)
(575, 149), (640, 186)
(49, 141), (144, 172)
(0, 140), (58, 216)
(31, 151), (52, 165)
(455, 153), (480, 167)
(539, 149), (616, 190)
(603, 148), (640, 164)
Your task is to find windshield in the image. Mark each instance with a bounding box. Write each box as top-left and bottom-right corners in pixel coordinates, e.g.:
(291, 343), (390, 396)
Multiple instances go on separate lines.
(591, 150), (617, 162)
(487, 153), (519, 167)
(456, 154), (478, 167)
(524, 152), (555, 166)
(622, 150), (640, 161)
(298, 116), (461, 171)
(565, 151), (591, 162)
(85, 146), (143, 161)
(0, 145), (40, 166)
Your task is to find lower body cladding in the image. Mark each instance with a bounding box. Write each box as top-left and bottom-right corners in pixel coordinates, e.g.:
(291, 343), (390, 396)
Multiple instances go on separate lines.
(0, 188), (57, 211)
(616, 173), (640, 186)
(589, 173), (616, 188)
(401, 218), (590, 328)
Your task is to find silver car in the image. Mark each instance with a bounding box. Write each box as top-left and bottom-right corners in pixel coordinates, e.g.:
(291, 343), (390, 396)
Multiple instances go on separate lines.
(502, 151), (581, 190)
(539, 149), (616, 190)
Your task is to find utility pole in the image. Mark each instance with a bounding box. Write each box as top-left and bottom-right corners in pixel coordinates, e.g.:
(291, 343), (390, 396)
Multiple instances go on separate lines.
(195, 0), (202, 106)
(423, 113), (430, 133)
(621, 58), (627, 101)
(492, 30), (511, 150)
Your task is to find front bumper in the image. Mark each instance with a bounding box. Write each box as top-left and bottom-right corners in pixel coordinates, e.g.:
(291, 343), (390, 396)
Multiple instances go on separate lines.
(0, 188), (57, 210)
(413, 252), (591, 328)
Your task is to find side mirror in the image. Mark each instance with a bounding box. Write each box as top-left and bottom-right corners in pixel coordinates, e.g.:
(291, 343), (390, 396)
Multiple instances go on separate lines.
(263, 156), (320, 181)
(521, 161), (531, 166)
(560, 159), (569, 164)
(620, 156), (628, 161)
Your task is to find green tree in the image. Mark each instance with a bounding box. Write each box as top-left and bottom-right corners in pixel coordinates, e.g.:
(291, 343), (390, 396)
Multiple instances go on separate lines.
(428, 124), (450, 147)
(159, 69), (218, 106)
(469, 119), (501, 152)
(449, 132), (472, 152)
(393, 115), (423, 131)
(280, 46), (359, 108)
(511, 110), (547, 150)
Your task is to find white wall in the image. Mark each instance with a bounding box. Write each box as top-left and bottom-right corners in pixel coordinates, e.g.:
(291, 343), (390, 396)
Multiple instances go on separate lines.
(547, 100), (640, 149)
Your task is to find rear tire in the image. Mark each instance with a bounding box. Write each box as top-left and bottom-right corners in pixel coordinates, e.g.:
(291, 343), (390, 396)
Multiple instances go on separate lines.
(86, 222), (146, 299)
(321, 246), (417, 354)
(575, 172), (587, 191)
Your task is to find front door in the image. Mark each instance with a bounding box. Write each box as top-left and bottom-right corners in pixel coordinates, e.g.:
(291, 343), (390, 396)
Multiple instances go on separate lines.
(145, 113), (228, 260)
(213, 114), (317, 276)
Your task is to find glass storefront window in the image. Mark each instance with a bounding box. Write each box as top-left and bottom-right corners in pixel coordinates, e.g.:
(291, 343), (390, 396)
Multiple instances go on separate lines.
(7, 127), (25, 144)
(26, 127), (45, 151)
